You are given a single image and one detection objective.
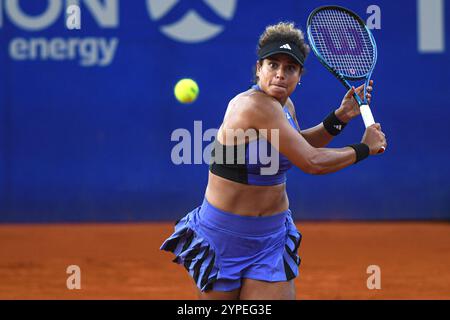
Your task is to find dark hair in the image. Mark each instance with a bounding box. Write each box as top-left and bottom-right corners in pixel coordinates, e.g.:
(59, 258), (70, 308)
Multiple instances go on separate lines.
(253, 22), (310, 83)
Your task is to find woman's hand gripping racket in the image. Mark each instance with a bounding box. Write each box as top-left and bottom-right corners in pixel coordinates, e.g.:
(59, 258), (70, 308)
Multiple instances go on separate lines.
(307, 5), (385, 153)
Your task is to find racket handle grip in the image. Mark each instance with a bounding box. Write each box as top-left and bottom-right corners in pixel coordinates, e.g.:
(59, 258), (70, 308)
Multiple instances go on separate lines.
(360, 104), (375, 128)
(360, 104), (385, 154)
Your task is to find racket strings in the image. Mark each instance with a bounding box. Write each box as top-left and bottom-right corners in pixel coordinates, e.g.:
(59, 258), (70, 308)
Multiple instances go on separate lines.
(317, 11), (369, 75)
(309, 9), (375, 78)
(317, 10), (371, 74)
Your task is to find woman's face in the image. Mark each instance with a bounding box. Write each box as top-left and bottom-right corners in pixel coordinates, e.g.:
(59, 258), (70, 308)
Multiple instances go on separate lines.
(256, 53), (302, 104)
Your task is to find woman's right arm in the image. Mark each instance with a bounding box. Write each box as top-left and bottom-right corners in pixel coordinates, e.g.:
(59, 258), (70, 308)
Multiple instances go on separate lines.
(236, 94), (386, 175)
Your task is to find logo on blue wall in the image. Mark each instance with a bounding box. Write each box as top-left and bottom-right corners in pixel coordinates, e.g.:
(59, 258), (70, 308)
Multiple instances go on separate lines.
(0, 0), (239, 67)
(146, 0), (238, 43)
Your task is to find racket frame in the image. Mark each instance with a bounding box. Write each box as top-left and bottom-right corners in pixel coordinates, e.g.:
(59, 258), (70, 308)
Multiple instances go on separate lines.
(306, 5), (378, 110)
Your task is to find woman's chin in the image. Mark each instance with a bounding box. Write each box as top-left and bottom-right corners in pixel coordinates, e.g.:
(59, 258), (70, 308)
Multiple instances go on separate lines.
(268, 86), (287, 99)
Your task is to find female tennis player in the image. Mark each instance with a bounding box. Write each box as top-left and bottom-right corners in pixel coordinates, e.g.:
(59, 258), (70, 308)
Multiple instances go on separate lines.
(161, 22), (387, 300)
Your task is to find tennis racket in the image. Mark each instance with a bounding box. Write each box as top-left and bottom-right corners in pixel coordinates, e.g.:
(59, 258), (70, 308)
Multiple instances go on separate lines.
(307, 5), (385, 152)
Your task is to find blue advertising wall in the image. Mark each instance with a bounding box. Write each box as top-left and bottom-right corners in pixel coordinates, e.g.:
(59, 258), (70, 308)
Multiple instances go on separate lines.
(0, 0), (449, 222)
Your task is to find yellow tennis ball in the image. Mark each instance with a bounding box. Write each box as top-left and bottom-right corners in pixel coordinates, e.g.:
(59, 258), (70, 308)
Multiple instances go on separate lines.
(174, 78), (199, 104)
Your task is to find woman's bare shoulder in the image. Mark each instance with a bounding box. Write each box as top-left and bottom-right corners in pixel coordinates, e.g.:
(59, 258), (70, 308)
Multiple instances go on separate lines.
(231, 88), (279, 114)
(223, 89), (284, 134)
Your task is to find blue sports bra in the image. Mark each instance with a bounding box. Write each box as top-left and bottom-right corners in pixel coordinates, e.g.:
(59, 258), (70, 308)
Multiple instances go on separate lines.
(209, 85), (300, 186)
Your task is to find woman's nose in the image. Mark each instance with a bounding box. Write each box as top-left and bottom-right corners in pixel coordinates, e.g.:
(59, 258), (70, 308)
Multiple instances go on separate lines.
(276, 68), (285, 79)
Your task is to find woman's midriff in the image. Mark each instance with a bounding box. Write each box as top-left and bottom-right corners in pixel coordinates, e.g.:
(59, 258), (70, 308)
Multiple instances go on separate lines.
(204, 172), (289, 217)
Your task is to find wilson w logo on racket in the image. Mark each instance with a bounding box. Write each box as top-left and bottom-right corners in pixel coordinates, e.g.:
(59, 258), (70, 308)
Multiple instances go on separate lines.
(316, 26), (366, 57)
(307, 5), (384, 152)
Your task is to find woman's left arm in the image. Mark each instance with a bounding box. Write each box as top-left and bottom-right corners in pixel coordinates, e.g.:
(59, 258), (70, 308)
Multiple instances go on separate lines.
(292, 80), (373, 148)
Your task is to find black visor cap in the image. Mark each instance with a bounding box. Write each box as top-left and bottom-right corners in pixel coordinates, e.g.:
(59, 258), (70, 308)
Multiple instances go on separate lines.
(258, 41), (305, 66)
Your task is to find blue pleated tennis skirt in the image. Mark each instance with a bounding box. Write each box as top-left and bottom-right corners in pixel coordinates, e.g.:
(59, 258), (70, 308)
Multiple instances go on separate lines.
(160, 198), (302, 292)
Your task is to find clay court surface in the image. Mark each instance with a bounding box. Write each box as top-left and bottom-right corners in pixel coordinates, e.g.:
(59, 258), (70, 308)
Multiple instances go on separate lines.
(0, 222), (449, 300)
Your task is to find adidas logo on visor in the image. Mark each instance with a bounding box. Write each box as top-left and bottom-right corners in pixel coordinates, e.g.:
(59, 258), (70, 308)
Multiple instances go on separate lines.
(280, 44), (292, 50)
